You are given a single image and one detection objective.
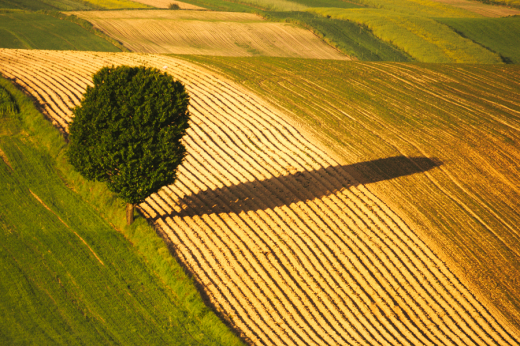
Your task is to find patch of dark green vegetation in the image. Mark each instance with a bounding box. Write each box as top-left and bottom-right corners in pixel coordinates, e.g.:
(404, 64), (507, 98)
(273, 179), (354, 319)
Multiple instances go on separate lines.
(0, 0), (97, 11)
(0, 77), (244, 345)
(264, 11), (411, 61)
(436, 16), (520, 64)
(0, 11), (120, 51)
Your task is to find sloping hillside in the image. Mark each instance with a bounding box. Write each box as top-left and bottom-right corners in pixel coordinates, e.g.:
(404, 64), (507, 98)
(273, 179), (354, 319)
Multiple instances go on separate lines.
(70, 10), (350, 59)
(0, 49), (517, 346)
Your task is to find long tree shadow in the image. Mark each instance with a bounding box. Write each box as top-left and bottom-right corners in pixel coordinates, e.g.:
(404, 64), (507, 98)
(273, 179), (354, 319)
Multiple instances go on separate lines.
(154, 156), (442, 218)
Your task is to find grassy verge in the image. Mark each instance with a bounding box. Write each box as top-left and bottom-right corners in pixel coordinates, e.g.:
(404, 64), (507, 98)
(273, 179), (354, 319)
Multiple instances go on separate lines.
(0, 10), (121, 51)
(178, 55), (520, 332)
(0, 76), (244, 345)
(436, 16), (520, 63)
(263, 11), (411, 61)
(308, 8), (502, 63)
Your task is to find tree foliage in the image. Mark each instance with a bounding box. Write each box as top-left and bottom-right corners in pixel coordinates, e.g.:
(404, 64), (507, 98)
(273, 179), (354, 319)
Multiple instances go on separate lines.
(67, 65), (190, 206)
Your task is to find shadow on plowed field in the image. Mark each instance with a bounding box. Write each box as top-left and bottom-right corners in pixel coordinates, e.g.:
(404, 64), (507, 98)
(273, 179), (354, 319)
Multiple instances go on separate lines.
(168, 156), (442, 217)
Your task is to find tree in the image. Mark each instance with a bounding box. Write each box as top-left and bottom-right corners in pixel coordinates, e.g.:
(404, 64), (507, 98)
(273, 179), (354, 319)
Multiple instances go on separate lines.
(67, 65), (190, 225)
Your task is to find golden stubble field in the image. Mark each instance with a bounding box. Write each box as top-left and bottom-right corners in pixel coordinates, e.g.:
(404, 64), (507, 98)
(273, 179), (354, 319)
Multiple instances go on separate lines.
(69, 10), (349, 59)
(0, 49), (518, 346)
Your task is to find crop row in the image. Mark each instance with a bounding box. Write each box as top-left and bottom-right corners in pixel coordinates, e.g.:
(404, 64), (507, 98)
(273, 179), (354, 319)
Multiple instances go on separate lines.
(0, 49), (516, 346)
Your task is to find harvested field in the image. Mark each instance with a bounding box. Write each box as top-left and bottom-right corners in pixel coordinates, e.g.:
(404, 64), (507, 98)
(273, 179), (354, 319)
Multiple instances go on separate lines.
(70, 10), (349, 59)
(429, 0), (520, 17)
(0, 49), (518, 346)
(129, 0), (207, 10)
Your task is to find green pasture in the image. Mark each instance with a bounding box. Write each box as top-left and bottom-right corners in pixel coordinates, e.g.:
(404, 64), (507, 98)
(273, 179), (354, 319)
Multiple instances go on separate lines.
(0, 77), (243, 345)
(0, 0), (148, 10)
(437, 16), (520, 63)
(0, 11), (120, 51)
(264, 11), (410, 61)
(308, 8), (502, 63)
(286, 0), (363, 8)
(345, 0), (478, 17)
(180, 55), (520, 331)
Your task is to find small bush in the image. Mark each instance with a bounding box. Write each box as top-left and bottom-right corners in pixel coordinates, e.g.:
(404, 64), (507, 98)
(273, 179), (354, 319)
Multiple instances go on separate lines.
(168, 3), (180, 9)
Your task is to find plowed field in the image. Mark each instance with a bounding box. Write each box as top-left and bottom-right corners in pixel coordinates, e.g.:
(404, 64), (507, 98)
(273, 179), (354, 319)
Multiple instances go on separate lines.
(69, 11), (349, 59)
(429, 0), (520, 17)
(129, 0), (206, 10)
(0, 49), (517, 346)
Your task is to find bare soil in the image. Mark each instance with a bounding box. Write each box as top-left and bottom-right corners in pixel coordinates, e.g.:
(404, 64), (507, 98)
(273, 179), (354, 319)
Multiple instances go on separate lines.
(70, 10), (350, 59)
(0, 49), (517, 346)
(430, 0), (520, 17)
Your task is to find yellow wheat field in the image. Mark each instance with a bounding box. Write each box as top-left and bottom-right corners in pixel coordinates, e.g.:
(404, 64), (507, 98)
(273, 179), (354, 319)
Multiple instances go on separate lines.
(0, 49), (518, 346)
(69, 10), (349, 59)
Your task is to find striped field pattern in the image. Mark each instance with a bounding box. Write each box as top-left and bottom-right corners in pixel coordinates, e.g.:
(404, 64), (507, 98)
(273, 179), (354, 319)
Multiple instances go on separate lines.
(0, 49), (517, 346)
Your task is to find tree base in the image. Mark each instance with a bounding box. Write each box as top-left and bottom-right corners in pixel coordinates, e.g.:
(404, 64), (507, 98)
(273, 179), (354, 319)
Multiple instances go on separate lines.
(126, 203), (134, 226)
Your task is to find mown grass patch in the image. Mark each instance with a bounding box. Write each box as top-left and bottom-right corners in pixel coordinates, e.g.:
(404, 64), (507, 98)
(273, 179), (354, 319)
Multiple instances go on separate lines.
(0, 11), (120, 51)
(436, 16), (520, 63)
(0, 76), (244, 345)
(308, 8), (502, 63)
(264, 11), (410, 61)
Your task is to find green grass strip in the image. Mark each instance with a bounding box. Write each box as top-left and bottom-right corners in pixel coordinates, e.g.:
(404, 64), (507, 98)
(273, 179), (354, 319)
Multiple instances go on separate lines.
(308, 8), (502, 63)
(39, 10), (130, 52)
(346, 0), (479, 17)
(0, 11), (121, 51)
(0, 76), (244, 345)
(436, 16), (520, 64)
(263, 11), (411, 61)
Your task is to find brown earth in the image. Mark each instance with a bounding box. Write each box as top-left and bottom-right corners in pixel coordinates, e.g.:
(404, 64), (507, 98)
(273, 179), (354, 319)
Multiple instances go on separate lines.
(69, 10), (350, 59)
(129, 0), (206, 9)
(0, 49), (517, 346)
(429, 0), (520, 16)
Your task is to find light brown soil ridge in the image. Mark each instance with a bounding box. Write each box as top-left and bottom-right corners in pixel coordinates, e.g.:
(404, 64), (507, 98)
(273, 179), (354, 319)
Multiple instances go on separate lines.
(0, 48), (517, 346)
(69, 10), (350, 60)
(429, 0), (520, 17)
(129, 0), (206, 10)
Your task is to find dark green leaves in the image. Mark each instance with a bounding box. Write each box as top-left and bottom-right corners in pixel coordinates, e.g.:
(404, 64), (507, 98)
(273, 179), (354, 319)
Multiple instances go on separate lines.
(67, 65), (190, 204)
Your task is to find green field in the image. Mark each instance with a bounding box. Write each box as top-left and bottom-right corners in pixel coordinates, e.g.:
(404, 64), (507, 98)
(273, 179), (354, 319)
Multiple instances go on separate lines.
(0, 11), (120, 51)
(0, 77), (244, 345)
(0, 0), (148, 10)
(264, 11), (410, 61)
(437, 16), (520, 63)
(346, 0), (479, 17)
(180, 55), (520, 331)
(308, 8), (502, 63)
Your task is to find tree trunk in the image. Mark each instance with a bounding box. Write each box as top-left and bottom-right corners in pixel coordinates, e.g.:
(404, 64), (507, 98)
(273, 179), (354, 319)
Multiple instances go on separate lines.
(126, 203), (134, 226)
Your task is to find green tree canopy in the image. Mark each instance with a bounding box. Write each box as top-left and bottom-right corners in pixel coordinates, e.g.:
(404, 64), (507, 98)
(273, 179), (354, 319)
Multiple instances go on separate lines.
(67, 65), (190, 224)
